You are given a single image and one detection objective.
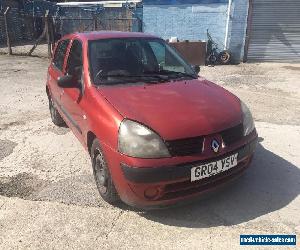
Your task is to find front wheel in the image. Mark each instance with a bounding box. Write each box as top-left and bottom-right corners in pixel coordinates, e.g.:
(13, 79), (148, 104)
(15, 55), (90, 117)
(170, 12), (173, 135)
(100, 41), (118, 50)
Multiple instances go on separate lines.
(91, 139), (119, 204)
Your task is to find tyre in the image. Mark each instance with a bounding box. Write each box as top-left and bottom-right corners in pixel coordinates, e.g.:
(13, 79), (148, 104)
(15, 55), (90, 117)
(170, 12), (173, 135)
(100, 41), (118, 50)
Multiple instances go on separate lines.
(207, 54), (218, 65)
(91, 139), (119, 204)
(48, 94), (66, 127)
(219, 50), (231, 65)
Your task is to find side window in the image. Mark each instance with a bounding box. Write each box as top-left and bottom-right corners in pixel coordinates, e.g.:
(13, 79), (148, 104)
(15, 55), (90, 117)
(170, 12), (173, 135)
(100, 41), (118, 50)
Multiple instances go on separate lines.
(149, 41), (184, 72)
(66, 40), (83, 78)
(53, 39), (70, 71)
(149, 41), (165, 65)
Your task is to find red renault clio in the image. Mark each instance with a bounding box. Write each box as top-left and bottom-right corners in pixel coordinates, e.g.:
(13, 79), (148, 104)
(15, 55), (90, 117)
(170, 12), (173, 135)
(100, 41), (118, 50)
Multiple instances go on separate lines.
(46, 31), (257, 208)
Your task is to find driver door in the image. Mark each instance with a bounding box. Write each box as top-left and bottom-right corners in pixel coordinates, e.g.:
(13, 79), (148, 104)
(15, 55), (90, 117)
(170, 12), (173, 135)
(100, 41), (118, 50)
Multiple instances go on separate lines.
(60, 39), (86, 140)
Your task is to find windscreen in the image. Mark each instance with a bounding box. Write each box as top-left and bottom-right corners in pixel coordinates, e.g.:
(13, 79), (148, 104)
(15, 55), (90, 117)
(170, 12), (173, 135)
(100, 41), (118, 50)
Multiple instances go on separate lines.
(88, 38), (197, 85)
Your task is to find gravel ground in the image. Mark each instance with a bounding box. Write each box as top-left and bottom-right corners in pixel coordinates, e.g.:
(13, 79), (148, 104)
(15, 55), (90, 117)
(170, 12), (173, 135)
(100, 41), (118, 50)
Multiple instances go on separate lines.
(0, 55), (299, 249)
(0, 43), (49, 58)
(201, 63), (300, 125)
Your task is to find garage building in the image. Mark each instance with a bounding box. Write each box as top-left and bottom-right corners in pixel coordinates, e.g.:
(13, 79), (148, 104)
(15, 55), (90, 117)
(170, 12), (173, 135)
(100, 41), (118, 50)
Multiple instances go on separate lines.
(245, 0), (300, 62)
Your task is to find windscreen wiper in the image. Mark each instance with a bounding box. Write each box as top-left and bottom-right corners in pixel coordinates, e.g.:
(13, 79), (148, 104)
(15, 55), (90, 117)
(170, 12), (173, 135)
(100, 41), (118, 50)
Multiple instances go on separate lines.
(144, 70), (197, 79)
(164, 71), (198, 79)
(98, 74), (170, 84)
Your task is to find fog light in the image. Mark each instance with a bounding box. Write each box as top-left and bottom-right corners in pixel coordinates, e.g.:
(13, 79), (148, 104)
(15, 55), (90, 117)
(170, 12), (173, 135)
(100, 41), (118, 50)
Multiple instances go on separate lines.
(144, 187), (160, 200)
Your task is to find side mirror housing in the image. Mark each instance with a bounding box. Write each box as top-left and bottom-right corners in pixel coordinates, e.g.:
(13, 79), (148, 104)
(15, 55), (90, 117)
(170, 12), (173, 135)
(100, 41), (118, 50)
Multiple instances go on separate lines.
(193, 65), (200, 74)
(57, 75), (77, 88)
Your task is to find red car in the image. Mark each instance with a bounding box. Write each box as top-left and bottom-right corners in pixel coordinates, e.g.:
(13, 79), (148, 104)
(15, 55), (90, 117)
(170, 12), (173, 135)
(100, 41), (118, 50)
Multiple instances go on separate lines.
(46, 31), (257, 208)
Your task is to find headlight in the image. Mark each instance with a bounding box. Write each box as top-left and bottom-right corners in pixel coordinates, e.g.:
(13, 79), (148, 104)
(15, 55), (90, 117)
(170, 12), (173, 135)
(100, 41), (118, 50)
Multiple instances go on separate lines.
(118, 119), (170, 158)
(241, 101), (255, 136)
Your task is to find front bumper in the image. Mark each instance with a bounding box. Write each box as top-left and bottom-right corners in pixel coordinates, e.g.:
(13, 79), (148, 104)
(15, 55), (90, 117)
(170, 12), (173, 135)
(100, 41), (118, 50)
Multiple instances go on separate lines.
(103, 134), (258, 209)
(121, 139), (257, 184)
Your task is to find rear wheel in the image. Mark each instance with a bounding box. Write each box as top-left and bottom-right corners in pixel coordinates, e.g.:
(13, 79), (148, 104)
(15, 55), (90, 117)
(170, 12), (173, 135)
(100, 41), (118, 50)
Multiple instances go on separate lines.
(219, 50), (231, 64)
(48, 94), (66, 127)
(91, 139), (119, 204)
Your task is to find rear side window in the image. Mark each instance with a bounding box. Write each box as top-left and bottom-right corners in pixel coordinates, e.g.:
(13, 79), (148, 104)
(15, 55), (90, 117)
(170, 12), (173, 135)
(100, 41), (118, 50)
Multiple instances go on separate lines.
(53, 39), (70, 71)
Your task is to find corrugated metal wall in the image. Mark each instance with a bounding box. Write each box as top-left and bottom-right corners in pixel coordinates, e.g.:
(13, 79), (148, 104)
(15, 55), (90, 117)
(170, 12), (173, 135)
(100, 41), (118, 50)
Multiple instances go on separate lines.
(56, 6), (140, 36)
(96, 8), (135, 32)
(247, 0), (300, 62)
(0, 1), (142, 44)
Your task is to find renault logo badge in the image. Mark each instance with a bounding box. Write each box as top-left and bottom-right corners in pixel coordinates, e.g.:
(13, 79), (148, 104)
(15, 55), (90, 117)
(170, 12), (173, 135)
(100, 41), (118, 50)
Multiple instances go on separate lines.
(211, 139), (220, 153)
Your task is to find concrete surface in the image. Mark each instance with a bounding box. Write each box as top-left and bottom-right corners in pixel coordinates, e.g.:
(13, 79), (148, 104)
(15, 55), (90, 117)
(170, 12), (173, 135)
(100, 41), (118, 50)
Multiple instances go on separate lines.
(0, 55), (299, 249)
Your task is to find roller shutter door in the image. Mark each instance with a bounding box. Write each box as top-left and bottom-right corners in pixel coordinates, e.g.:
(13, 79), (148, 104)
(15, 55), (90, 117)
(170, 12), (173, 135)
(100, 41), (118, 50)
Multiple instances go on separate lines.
(247, 0), (300, 62)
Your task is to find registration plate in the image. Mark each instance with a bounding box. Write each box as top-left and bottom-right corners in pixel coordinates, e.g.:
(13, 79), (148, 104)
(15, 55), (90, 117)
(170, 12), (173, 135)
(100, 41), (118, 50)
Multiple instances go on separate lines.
(191, 153), (238, 182)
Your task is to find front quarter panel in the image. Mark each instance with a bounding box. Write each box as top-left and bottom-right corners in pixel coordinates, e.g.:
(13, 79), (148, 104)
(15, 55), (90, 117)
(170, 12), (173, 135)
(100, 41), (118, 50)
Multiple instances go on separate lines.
(84, 88), (123, 150)
(81, 38), (123, 151)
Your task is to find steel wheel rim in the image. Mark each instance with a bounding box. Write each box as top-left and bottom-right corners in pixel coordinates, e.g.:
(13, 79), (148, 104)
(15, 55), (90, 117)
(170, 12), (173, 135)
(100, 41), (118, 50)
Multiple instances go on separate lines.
(49, 98), (56, 120)
(94, 149), (108, 194)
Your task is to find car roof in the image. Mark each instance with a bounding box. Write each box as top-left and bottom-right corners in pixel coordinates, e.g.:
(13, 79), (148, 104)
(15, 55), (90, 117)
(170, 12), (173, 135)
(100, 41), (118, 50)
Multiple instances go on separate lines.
(61, 31), (159, 42)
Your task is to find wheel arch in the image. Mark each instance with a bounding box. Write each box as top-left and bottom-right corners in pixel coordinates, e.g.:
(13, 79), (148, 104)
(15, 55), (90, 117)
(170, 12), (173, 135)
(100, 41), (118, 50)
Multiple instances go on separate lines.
(87, 131), (97, 156)
(46, 86), (50, 98)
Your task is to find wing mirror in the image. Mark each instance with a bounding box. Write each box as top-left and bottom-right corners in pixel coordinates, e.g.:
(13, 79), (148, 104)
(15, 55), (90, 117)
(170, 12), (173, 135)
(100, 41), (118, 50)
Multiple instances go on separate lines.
(193, 65), (200, 74)
(57, 75), (78, 88)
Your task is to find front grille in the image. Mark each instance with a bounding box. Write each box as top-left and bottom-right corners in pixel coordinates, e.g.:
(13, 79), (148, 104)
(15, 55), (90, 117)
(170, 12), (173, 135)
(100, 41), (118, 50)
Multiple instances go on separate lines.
(165, 136), (204, 157)
(165, 123), (243, 157)
(220, 123), (244, 146)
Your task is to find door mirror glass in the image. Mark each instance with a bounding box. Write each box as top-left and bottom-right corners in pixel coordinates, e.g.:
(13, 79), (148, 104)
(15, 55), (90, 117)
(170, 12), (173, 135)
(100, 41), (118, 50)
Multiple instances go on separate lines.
(57, 75), (77, 88)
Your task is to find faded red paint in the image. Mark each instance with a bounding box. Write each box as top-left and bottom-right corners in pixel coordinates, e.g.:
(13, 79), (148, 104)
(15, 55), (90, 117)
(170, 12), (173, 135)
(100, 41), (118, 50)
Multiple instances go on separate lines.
(47, 31), (257, 208)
